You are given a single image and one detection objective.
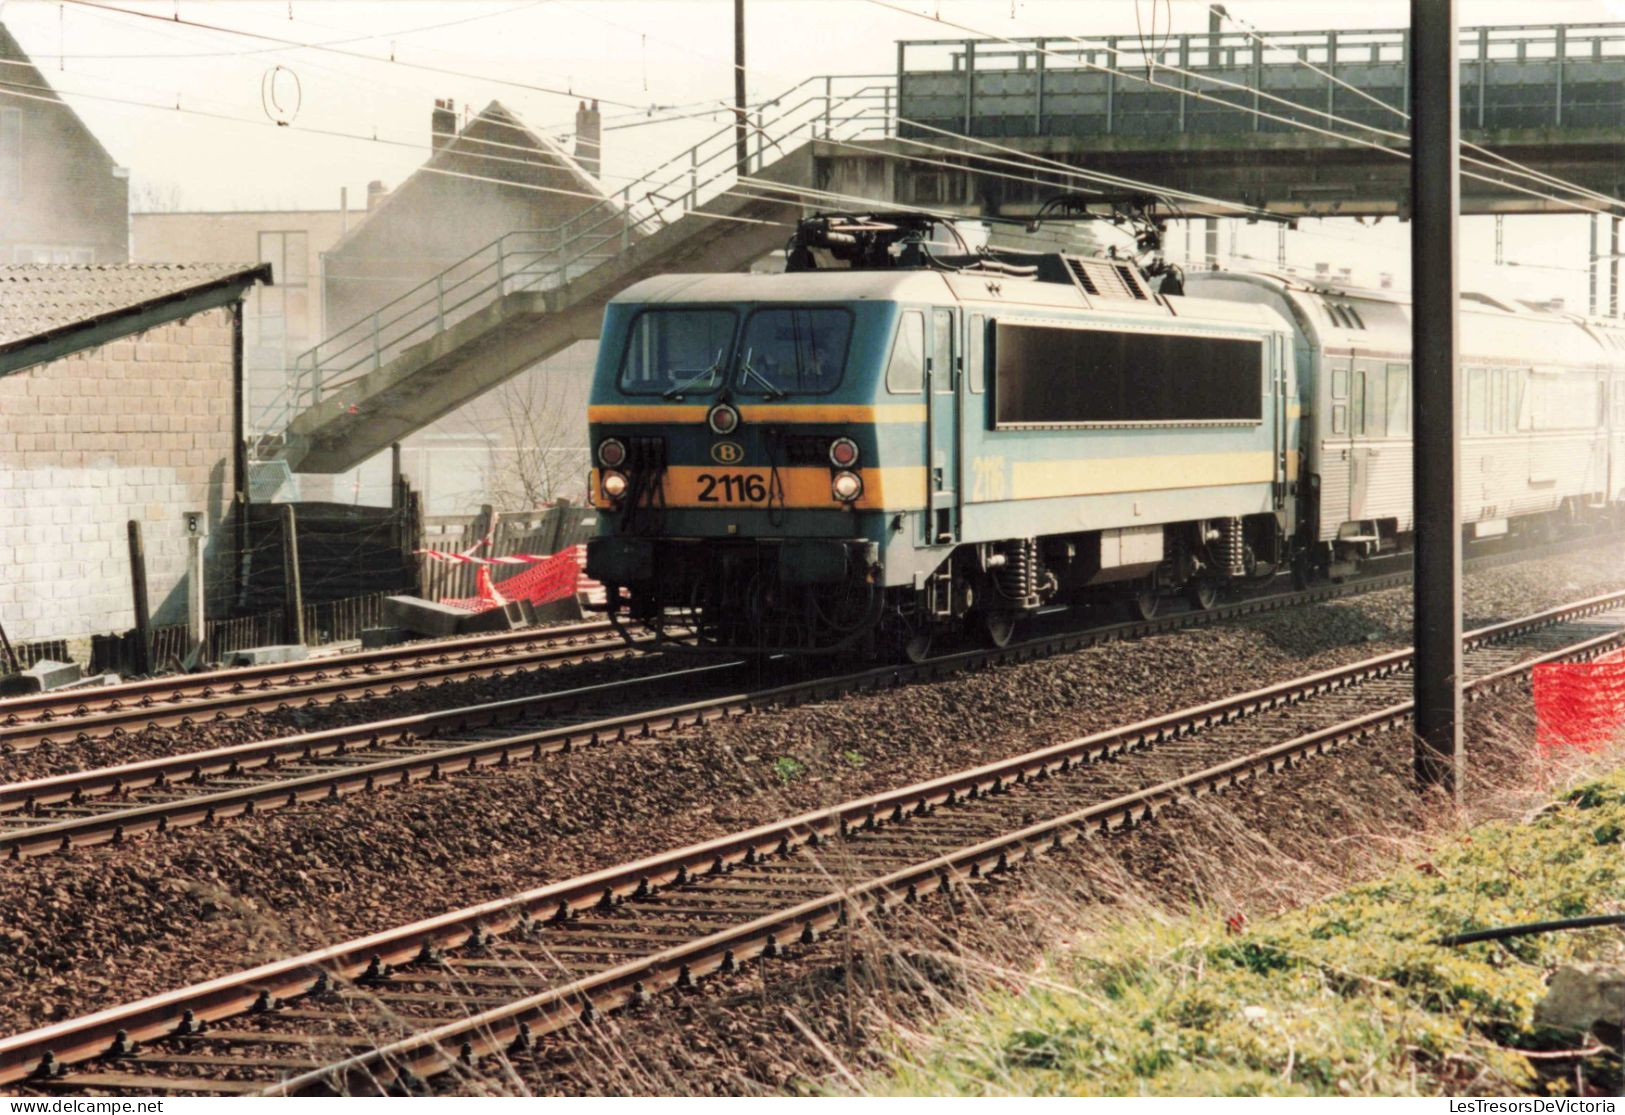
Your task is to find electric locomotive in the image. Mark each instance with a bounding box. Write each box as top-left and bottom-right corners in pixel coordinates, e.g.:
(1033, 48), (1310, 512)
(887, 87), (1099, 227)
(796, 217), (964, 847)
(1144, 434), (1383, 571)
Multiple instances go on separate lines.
(586, 208), (1300, 657)
(586, 204), (1625, 658)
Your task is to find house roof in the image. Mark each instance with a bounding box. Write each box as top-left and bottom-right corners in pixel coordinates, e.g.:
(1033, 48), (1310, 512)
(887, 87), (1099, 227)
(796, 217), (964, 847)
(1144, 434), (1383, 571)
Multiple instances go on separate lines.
(0, 22), (121, 171)
(0, 262), (272, 374)
(326, 99), (613, 258)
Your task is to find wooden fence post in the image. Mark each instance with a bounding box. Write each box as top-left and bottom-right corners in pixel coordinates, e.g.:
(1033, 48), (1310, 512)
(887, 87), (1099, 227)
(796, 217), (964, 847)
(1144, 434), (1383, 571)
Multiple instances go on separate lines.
(127, 520), (154, 676)
(281, 505), (306, 646)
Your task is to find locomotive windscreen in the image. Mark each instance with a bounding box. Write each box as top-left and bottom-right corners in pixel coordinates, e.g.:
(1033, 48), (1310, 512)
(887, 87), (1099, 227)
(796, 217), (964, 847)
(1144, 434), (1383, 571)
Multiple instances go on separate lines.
(993, 322), (1264, 426)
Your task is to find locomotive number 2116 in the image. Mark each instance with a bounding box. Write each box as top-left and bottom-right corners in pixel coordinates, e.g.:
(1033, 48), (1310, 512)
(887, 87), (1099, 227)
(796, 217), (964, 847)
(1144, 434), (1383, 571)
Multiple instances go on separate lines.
(697, 473), (768, 503)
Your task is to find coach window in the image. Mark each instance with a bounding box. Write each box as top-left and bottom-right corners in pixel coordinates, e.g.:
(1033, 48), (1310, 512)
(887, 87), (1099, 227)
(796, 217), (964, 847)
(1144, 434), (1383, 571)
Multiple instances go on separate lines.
(1467, 368), (1488, 434)
(968, 314), (986, 393)
(1350, 372), (1366, 435)
(1362, 368), (1385, 434)
(1491, 369), (1507, 433)
(886, 310), (926, 394)
(1385, 364), (1410, 436)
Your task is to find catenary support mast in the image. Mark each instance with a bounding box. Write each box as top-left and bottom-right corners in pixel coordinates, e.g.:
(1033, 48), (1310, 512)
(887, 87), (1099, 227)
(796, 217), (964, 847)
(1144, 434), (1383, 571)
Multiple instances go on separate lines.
(1410, 0), (1464, 796)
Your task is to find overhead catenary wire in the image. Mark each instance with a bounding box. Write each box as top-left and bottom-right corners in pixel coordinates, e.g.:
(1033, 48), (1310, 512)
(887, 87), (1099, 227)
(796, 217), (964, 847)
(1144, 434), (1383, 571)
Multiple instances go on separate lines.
(17, 2), (1601, 288)
(58, 0), (648, 110)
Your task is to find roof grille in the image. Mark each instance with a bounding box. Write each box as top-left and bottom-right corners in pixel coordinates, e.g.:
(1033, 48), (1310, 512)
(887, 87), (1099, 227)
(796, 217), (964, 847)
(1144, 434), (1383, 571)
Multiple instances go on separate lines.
(1061, 255), (1148, 301)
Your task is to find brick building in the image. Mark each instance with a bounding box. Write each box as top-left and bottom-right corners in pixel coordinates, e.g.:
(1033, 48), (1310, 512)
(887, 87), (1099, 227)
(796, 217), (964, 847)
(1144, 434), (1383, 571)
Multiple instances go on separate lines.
(0, 263), (270, 648)
(0, 22), (129, 263)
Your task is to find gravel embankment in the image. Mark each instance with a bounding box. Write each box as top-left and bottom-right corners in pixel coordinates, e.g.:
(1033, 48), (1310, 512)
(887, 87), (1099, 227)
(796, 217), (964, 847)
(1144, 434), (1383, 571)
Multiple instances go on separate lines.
(0, 549), (1620, 1041)
(481, 695), (1596, 1097)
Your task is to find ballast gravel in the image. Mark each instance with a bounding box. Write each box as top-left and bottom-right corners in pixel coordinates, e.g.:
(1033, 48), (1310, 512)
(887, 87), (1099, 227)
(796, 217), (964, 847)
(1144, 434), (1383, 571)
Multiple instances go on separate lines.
(0, 548), (1620, 1044)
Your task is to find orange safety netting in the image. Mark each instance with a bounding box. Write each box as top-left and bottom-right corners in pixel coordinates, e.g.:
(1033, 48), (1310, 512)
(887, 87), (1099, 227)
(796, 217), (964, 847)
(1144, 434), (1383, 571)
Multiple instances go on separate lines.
(440, 547), (582, 613)
(1532, 649), (1625, 752)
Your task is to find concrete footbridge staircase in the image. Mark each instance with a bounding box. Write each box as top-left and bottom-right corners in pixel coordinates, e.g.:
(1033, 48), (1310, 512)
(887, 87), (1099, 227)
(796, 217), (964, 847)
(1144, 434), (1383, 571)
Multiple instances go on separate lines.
(255, 75), (896, 474)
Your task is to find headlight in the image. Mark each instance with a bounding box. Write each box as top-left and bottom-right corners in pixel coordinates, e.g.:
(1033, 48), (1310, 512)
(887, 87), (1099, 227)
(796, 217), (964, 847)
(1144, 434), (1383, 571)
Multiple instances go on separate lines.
(831, 470), (863, 503)
(828, 437), (860, 468)
(707, 403), (740, 435)
(601, 470), (629, 500)
(597, 438), (627, 468)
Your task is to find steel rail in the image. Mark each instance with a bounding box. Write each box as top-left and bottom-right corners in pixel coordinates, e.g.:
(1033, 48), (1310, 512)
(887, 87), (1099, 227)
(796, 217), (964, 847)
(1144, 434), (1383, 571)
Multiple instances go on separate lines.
(1, 595), (1620, 1091)
(0, 620), (619, 726)
(0, 626), (646, 755)
(0, 562), (1463, 853)
(4, 560), (1623, 860)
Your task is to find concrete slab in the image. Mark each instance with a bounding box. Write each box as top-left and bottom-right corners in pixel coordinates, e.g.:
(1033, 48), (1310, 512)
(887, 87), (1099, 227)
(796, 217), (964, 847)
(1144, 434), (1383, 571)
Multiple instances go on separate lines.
(361, 626), (412, 649)
(455, 603), (519, 635)
(0, 659), (84, 695)
(383, 595), (468, 638)
(225, 644), (311, 667)
(535, 596), (587, 624)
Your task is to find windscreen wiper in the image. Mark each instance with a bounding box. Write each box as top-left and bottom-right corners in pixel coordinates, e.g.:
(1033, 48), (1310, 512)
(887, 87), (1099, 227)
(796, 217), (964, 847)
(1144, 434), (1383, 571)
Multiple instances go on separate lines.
(739, 348), (787, 399)
(662, 349), (725, 399)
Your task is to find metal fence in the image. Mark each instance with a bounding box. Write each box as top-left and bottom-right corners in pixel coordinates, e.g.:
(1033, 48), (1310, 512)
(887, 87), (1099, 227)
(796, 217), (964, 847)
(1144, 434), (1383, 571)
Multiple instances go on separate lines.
(418, 504), (598, 604)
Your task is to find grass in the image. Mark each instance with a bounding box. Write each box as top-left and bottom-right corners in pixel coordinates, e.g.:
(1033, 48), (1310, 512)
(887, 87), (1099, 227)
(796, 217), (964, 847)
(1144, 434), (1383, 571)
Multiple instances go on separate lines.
(880, 770), (1625, 1097)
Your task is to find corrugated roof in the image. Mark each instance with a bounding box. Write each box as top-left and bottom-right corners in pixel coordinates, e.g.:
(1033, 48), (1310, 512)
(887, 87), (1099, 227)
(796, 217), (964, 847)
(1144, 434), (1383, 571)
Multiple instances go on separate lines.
(0, 262), (263, 345)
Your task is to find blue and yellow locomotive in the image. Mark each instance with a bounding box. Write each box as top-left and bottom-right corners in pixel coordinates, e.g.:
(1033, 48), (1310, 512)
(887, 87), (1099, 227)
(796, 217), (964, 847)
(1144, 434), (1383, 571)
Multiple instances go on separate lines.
(586, 212), (1299, 657)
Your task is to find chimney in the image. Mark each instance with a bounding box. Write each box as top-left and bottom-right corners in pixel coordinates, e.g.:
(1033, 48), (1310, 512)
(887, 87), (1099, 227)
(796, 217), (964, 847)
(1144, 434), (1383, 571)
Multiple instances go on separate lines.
(367, 179), (389, 211)
(431, 97), (457, 152)
(574, 99), (601, 178)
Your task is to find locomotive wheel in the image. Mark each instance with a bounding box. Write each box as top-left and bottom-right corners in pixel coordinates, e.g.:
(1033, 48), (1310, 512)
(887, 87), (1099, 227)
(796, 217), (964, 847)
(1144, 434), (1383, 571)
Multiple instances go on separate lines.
(1184, 580), (1219, 611)
(1131, 584), (1160, 621)
(980, 611), (1017, 648)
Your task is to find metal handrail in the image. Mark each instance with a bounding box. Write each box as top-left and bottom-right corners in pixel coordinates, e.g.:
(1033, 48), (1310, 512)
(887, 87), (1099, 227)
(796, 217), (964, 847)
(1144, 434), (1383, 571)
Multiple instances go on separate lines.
(256, 73), (897, 438)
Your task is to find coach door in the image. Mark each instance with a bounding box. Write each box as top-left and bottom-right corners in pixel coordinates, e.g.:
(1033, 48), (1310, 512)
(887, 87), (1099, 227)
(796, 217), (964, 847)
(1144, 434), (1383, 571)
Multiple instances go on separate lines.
(927, 307), (961, 544)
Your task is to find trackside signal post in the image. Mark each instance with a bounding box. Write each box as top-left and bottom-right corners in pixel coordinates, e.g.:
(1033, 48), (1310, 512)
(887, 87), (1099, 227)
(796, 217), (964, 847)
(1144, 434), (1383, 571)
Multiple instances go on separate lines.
(1411, 0), (1464, 796)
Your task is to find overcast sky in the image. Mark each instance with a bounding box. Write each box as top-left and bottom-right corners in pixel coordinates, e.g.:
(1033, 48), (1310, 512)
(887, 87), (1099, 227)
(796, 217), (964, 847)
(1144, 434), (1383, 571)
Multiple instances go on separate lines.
(4, 0), (1623, 306)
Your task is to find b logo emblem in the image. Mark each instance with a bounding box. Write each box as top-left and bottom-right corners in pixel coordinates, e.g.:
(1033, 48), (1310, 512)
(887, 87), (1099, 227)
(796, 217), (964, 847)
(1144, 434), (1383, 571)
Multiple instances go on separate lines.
(710, 441), (744, 464)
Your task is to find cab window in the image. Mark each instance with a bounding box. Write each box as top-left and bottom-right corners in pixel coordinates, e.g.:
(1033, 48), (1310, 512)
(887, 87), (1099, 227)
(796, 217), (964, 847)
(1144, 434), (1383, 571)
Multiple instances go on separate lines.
(886, 310), (925, 394)
(735, 307), (852, 396)
(618, 309), (735, 396)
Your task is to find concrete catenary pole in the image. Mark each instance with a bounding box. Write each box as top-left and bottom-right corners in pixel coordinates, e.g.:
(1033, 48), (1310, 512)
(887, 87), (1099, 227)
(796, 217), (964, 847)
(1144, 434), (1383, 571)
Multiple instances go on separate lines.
(1410, 0), (1463, 796)
(734, 0), (748, 174)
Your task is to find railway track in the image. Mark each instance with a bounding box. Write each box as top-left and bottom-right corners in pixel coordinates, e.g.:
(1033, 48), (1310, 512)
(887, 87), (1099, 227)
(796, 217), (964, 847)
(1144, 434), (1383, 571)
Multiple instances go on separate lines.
(2, 591), (1621, 1095)
(0, 621), (643, 755)
(3, 539), (1621, 860)
(0, 527), (1606, 757)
